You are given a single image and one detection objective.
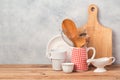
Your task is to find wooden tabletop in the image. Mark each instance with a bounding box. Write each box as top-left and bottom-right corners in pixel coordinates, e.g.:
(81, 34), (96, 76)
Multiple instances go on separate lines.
(0, 64), (119, 80)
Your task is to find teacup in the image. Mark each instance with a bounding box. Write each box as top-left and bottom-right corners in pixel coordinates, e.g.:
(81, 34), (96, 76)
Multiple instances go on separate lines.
(49, 49), (67, 59)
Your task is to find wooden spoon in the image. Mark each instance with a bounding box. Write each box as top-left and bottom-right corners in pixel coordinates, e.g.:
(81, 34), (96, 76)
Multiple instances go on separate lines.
(62, 19), (86, 47)
(62, 19), (78, 39)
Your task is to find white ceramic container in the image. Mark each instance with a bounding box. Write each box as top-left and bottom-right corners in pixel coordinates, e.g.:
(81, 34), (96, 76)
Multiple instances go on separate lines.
(62, 63), (74, 73)
(87, 57), (116, 72)
(52, 59), (65, 70)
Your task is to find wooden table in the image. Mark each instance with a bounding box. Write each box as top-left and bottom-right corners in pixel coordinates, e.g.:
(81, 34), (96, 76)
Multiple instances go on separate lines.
(0, 64), (119, 80)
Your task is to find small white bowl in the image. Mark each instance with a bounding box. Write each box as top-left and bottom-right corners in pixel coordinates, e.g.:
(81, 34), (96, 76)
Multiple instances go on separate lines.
(62, 63), (74, 73)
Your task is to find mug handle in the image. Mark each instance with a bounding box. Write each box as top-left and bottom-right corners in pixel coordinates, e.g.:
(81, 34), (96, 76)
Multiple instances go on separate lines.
(107, 57), (116, 65)
(86, 47), (96, 59)
(86, 47), (96, 65)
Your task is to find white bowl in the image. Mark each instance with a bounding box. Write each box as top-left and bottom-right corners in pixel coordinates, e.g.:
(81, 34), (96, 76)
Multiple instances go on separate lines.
(62, 63), (74, 73)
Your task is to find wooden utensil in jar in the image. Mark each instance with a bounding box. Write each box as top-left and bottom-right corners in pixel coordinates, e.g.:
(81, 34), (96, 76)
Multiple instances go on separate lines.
(62, 19), (86, 47)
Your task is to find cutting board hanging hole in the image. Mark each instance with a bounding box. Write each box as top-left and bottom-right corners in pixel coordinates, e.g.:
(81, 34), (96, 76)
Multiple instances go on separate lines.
(88, 4), (98, 15)
(91, 7), (95, 12)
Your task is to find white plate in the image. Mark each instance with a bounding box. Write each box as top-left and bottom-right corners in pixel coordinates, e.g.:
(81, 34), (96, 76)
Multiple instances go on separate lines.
(46, 34), (72, 61)
(61, 31), (74, 46)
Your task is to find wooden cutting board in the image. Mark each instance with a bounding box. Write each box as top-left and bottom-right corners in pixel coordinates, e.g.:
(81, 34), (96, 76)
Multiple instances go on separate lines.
(78, 4), (112, 58)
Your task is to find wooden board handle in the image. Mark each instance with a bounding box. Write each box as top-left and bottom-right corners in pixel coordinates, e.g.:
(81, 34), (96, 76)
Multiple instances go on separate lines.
(87, 4), (99, 25)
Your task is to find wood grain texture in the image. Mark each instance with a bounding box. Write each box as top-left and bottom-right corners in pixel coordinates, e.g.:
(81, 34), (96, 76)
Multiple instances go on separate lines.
(78, 4), (112, 58)
(0, 64), (119, 80)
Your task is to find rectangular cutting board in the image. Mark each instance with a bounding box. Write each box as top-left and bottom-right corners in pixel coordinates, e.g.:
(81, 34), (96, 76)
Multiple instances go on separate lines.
(78, 4), (112, 58)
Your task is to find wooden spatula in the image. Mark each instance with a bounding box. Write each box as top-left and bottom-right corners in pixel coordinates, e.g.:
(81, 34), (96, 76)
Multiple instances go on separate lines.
(78, 4), (112, 58)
